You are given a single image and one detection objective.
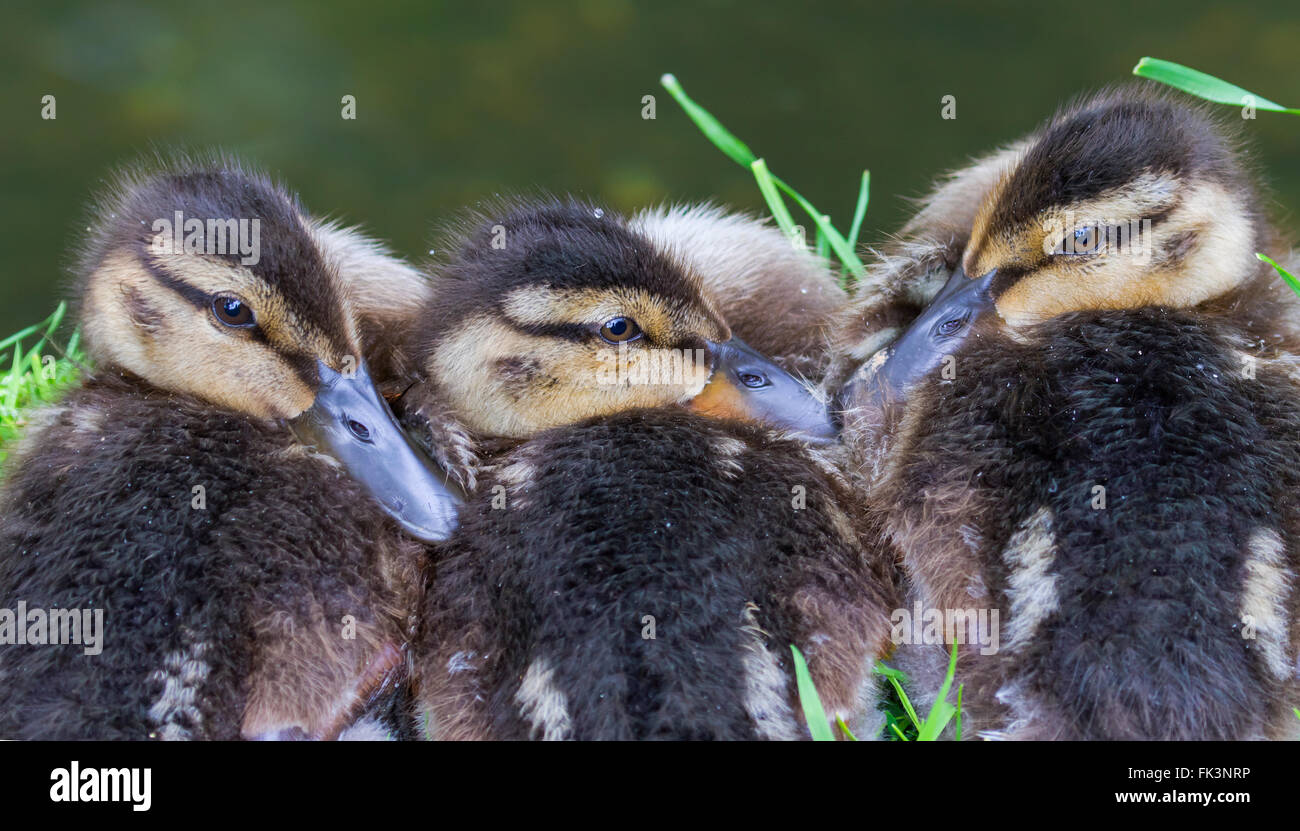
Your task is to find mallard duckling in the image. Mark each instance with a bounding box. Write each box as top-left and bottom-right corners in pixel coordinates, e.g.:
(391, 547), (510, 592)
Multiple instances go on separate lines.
(401, 199), (898, 739)
(397, 198), (838, 490)
(839, 86), (1300, 739)
(0, 155), (460, 740)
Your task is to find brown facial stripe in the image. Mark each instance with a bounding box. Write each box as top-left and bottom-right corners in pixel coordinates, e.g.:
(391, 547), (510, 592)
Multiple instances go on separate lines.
(144, 262), (273, 348)
(974, 204), (1181, 285)
(142, 222), (356, 362)
(1050, 204), (1178, 256)
(1161, 230), (1199, 263)
(278, 349), (324, 394)
(969, 168), (1184, 272)
(500, 284), (727, 348)
(501, 317), (704, 353)
(504, 318), (598, 344)
(989, 266), (1027, 299)
(122, 284), (163, 332)
(142, 254), (324, 391)
(142, 257), (209, 310)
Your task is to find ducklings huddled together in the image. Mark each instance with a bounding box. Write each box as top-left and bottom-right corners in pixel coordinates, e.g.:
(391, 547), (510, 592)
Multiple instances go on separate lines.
(2, 82), (1298, 740)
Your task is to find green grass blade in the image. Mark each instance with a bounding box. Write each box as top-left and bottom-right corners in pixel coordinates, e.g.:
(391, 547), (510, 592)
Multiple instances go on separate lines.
(847, 170), (871, 250)
(23, 301), (68, 399)
(790, 645), (835, 741)
(1259, 252), (1300, 298)
(0, 305), (90, 467)
(0, 321), (50, 354)
(1133, 58), (1299, 114)
(875, 660), (922, 731)
(873, 661), (907, 683)
(30, 346), (49, 398)
(5, 338), (25, 411)
(815, 228), (830, 259)
(917, 642), (960, 741)
(773, 183), (866, 279)
(751, 159), (800, 245)
(954, 683), (964, 741)
(43, 300), (68, 335)
(836, 715), (858, 741)
(661, 73), (867, 281)
(660, 74), (758, 167)
(0, 301), (66, 356)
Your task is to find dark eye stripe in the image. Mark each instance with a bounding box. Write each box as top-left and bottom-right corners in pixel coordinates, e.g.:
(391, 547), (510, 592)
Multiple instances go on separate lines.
(989, 267), (1024, 299)
(141, 255), (209, 311)
(283, 349), (321, 391)
(139, 255), (275, 347)
(505, 319), (596, 342)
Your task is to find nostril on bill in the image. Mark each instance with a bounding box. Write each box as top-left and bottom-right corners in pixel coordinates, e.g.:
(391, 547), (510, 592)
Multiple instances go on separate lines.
(347, 419), (371, 441)
(937, 317), (966, 336)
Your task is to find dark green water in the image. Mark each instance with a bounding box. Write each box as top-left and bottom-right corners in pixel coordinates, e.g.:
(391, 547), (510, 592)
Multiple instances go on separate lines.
(1, 0), (1297, 335)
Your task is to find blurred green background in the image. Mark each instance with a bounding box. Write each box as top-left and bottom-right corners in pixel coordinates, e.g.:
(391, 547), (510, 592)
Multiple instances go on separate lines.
(1, 0), (1297, 335)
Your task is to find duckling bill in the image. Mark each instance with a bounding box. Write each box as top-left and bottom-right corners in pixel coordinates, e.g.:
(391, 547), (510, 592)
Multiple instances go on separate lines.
(838, 265), (997, 423)
(289, 359), (462, 540)
(687, 336), (836, 442)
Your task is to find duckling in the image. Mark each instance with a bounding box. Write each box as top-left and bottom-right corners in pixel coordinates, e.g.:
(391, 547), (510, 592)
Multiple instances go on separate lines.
(400, 199), (898, 739)
(838, 85), (1300, 739)
(397, 198), (838, 491)
(0, 155), (460, 740)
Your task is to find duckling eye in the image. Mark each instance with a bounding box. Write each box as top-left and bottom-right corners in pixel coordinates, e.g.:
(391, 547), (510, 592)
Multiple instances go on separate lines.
(1061, 226), (1103, 256)
(599, 317), (642, 344)
(212, 295), (255, 327)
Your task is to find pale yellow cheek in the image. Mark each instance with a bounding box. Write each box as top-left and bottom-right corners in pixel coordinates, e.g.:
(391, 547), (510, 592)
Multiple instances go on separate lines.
(147, 320), (317, 420)
(995, 263), (1142, 326)
(85, 263), (317, 420)
(525, 347), (698, 430)
(995, 213), (1253, 327)
(434, 313), (712, 438)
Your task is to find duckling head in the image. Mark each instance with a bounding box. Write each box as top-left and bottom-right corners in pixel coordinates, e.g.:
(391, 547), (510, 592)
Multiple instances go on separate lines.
(413, 199), (836, 441)
(77, 154), (461, 541)
(844, 85), (1270, 413)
